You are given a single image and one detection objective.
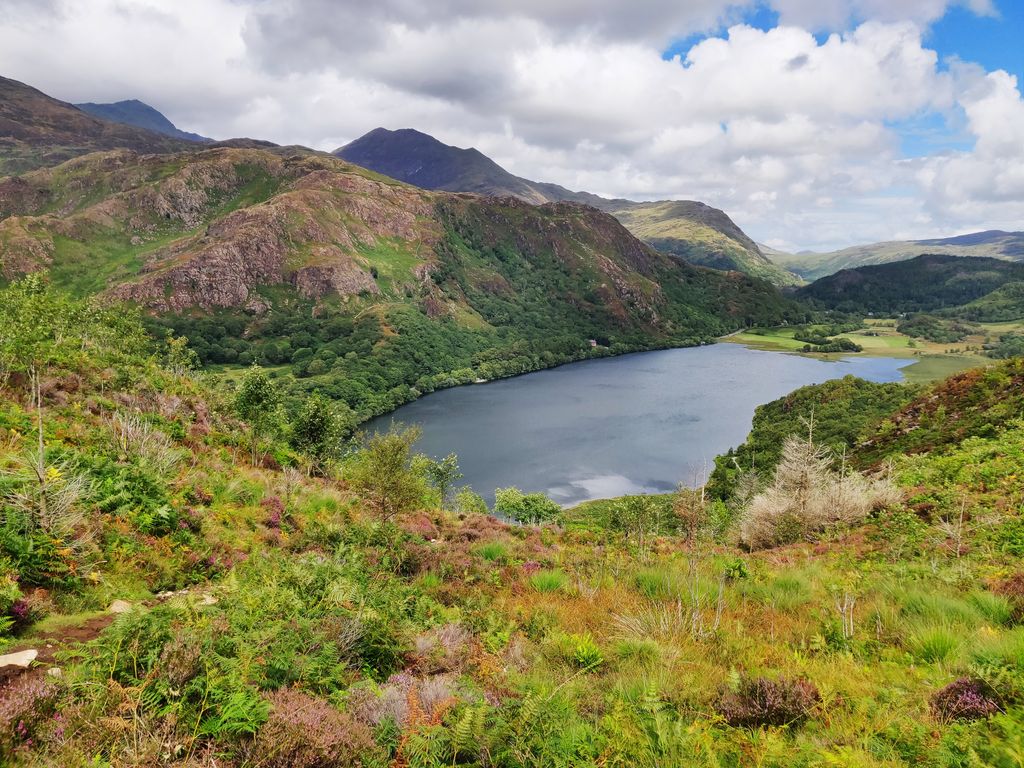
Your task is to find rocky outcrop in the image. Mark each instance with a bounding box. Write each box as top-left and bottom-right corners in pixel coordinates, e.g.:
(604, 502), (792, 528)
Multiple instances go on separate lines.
(293, 261), (380, 299)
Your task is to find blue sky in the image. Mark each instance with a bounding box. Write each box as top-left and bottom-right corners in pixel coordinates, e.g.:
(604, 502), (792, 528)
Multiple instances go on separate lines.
(929, 2), (1024, 84)
(662, 1), (1022, 161)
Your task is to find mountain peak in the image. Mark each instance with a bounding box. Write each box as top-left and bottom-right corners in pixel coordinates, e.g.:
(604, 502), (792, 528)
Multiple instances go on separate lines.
(75, 99), (212, 143)
(0, 75), (195, 175)
(336, 126), (802, 286)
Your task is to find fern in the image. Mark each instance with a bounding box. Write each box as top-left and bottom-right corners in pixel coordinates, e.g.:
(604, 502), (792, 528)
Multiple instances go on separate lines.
(198, 687), (269, 737)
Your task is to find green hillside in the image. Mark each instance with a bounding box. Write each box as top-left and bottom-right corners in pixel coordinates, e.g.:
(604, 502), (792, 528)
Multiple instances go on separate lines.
(0, 76), (194, 175)
(336, 128), (801, 286)
(0, 146), (804, 421)
(796, 253), (1024, 315)
(3, 280), (1024, 766)
(774, 231), (1024, 281)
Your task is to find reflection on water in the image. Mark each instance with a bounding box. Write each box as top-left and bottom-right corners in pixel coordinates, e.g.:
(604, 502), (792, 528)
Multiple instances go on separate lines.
(367, 344), (911, 506)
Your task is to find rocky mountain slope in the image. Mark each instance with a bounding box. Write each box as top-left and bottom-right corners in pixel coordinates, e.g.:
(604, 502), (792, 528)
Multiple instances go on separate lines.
(0, 143), (803, 417)
(773, 230), (1024, 281)
(75, 99), (213, 143)
(0, 76), (195, 175)
(336, 127), (801, 286)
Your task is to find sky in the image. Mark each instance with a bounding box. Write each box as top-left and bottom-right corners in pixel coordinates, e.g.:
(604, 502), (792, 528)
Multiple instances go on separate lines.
(0, 0), (1021, 251)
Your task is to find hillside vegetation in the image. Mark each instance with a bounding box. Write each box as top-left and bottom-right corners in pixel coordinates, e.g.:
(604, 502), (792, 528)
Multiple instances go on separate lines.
(774, 230), (1024, 281)
(796, 254), (1024, 316)
(0, 146), (803, 421)
(0, 77), (195, 176)
(2, 279), (1024, 767)
(336, 128), (801, 286)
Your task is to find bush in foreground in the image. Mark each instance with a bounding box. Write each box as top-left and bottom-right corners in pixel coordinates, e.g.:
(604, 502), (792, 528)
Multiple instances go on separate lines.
(931, 677), (1002, 722)
(716, 675), (821, 727)
(246, 688), (383, 768)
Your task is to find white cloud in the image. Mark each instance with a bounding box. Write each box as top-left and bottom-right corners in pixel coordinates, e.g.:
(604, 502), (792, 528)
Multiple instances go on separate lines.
(0, 0), (1019, 250)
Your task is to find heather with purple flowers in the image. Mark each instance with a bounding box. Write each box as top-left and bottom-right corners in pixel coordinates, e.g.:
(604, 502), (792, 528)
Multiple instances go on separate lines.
(262, 495), (285, 529)
(716, 675), (821, 727)
(245, 688), (382, 768)
(0, 677), (59, 753)
(931, 677), (1002, 722)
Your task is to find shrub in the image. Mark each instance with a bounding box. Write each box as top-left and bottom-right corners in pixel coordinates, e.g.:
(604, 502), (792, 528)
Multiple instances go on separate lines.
(530, 569), (568, 593)
(739, 435), (899, 550)
(494, 487), (561, 525)
(930, 677), (1002, 722)
(716, 675), (821, 727)
(248, 688), (382, 767)
(346, 425), (426, 521)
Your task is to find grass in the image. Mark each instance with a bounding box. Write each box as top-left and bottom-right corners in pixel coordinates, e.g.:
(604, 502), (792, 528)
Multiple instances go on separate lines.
(726, 319), (990, 383)
(356, 237), (426, 296)
(475, 541), (509, 562)
(530, 569), (569, 593)
(909, 624), (961, 663)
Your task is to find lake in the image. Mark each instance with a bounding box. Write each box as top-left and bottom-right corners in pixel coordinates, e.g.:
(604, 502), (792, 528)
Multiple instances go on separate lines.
(366, 344), (911, 506)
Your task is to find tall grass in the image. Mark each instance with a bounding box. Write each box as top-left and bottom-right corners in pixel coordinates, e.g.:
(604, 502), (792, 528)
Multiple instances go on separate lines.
(531, 569), (569, 593)
(476, 541), (509, 563)
(909, 624), (960, 663)
(967, 591), (1014, 626)
(970, 627), (1024, 669)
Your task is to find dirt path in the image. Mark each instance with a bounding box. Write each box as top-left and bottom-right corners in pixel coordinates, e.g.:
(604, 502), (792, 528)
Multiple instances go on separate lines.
(0, 612), (115, 692)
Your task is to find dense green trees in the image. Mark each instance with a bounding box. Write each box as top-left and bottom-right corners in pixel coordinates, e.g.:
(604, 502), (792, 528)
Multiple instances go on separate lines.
(797, 253), (1024, 316)
(494, 487), (562, 525)
(897, 314), (980, 343)
(708, 376), (916, 499)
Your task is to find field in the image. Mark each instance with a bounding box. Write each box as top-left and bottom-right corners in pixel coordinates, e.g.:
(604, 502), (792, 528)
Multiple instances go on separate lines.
(724, 318), (1004, 383)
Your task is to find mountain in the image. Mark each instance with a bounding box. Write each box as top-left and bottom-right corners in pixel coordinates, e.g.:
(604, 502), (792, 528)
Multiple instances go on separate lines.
(335, 127), (801, 286)
(0, 145), (803, 418)
(0, 76), (196, 175)
(773, 230), (1024, 281)
(795, 252), (1024, 315)
(75, 99), (212, 143)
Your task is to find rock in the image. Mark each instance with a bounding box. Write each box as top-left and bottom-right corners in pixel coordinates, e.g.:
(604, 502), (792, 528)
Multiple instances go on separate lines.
(0, 649), (37, 668)
(108, 599), (133, 614)
(197, 594), (218, 606)
(47, 667), (62, 678)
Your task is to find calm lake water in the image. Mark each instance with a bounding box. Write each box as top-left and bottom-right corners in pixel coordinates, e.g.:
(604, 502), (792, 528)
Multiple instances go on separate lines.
(366, 344), (911, 506)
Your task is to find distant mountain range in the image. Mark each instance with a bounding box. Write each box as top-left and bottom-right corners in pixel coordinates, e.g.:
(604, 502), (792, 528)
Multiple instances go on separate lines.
(795, 252), (1024, 318)
(771, 230), (1024, 281)
(336, 128), (802, 286)
(75, 99), (212, 143)
(0, 76), (196, 175)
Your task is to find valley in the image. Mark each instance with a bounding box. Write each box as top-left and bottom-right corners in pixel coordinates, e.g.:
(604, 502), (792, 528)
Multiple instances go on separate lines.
(1, 41), (1023, 768)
